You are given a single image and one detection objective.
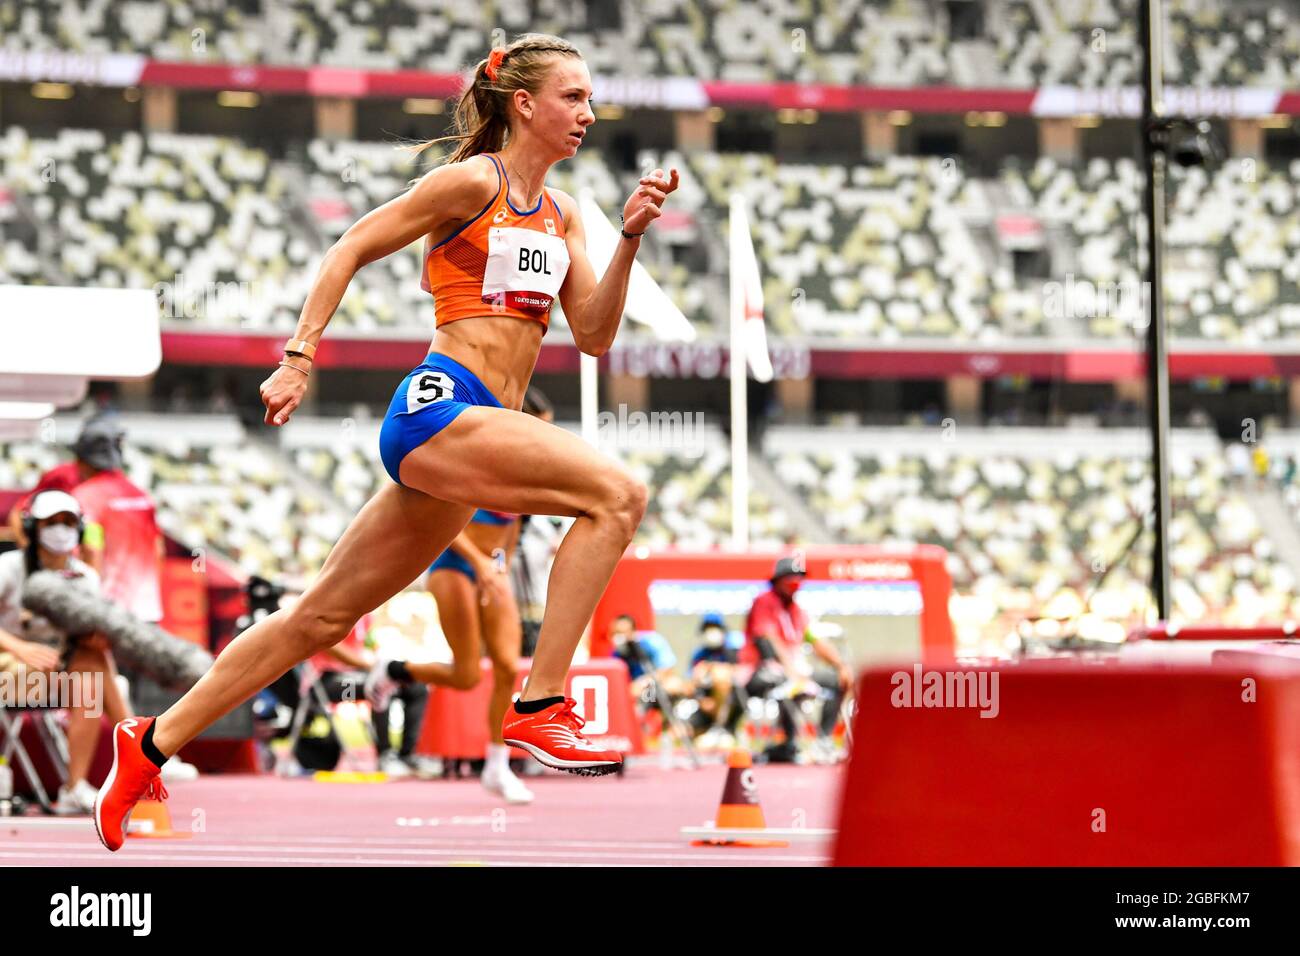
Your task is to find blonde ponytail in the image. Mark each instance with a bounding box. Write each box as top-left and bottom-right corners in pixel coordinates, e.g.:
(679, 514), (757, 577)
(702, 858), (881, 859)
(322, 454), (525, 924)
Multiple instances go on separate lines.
(407, 33), (582, 169)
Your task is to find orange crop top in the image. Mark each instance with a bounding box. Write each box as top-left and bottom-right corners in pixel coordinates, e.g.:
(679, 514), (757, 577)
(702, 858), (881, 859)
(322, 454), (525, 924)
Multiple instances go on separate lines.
(421, 153), (571, 329)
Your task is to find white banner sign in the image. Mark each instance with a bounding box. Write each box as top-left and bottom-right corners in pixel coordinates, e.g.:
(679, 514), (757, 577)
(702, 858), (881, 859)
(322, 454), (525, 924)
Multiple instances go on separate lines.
(0, 51), (145, 86)
(1032, 85), (1282, 118)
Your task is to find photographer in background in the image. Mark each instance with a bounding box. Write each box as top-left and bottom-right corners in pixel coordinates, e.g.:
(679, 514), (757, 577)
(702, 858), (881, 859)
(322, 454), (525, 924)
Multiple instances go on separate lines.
(251, 580), (435, 778)
(688, 612), (744, 745)
(608, 613), (692, 717)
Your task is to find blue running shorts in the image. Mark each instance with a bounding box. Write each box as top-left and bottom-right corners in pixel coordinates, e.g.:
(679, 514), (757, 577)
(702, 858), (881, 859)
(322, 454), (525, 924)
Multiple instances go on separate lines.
(428, 546), (478, 582)
(378, 352), (503, 486)
(426, 509), (517, 580)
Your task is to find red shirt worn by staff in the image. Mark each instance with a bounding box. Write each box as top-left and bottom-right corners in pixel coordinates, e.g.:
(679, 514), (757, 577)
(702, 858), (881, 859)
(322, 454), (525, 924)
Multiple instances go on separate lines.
(73, 470), (164, 624)
(742, 587), (809, 668)
(10, 460), (83, 518)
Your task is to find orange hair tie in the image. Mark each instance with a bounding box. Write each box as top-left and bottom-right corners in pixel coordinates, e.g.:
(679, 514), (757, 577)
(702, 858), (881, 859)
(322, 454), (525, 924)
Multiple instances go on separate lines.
(485, 48), (507, 81)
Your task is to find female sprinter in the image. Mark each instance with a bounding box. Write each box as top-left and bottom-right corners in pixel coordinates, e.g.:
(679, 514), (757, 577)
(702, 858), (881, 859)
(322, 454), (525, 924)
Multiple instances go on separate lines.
(94, 33), (678, 851)
(365, 387), (555, 804)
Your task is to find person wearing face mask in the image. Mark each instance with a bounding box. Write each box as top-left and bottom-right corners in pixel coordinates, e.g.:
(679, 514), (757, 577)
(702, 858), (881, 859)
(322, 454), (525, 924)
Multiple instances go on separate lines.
(688, 612), (744, 744)
(12, 417), (195, 787)
(608, 613), (690, 711)
(4, 415), (165, 628)
(0, 491), (131, 814)
(740, 556), (852, 763)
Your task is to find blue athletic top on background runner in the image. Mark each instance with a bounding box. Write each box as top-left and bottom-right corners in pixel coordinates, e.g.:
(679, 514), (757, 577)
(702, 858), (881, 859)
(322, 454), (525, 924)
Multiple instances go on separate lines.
(473, 509), (515, 525)
(426, 508), (517, 580)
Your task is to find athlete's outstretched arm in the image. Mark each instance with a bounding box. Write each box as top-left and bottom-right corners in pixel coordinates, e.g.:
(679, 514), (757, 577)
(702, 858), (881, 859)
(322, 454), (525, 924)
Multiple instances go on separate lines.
(259, 158), (497, 425)
(553, 167), (679, 357)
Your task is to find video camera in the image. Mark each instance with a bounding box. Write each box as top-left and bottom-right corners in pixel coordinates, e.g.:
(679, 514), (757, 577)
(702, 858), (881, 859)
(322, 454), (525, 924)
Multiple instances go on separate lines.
(237, 575), (287, 636)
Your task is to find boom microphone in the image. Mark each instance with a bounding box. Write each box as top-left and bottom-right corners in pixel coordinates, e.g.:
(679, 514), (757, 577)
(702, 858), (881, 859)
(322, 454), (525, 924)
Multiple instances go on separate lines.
(22, 571), (214, 690)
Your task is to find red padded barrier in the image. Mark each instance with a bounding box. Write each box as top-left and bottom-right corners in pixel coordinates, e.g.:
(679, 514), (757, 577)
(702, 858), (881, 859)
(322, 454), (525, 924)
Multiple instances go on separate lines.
(834, 661), (1300, 865)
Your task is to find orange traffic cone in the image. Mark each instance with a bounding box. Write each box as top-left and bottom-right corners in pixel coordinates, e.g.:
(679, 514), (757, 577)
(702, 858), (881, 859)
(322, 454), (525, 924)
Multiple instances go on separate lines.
(689, 749), (788, 848)
(126, 799), (189, 840)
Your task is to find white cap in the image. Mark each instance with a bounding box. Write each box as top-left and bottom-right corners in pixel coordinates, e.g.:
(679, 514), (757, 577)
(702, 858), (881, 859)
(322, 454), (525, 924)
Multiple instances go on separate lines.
(28, 490), (82, 521)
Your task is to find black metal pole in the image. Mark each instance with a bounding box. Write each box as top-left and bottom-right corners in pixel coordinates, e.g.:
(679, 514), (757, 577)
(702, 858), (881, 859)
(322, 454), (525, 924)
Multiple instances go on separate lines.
(1139, 0), (1173, 621)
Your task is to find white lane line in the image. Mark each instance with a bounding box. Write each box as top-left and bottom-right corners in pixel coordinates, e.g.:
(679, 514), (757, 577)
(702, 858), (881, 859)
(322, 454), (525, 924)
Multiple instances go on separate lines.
(0, 850), (821, 867)
(0, 843), (829, 864)
(3, 829), (710, 851)
(211, 834), (786, 850)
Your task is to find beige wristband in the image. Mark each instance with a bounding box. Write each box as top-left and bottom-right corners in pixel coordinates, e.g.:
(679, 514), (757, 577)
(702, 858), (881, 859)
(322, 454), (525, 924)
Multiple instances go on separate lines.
(283, 339), (317, 359)
(279, 355), (312, 376)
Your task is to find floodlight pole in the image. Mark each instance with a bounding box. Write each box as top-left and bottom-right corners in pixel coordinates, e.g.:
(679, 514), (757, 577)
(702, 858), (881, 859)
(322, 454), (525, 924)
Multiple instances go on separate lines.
(1139, 0), (1173, 621)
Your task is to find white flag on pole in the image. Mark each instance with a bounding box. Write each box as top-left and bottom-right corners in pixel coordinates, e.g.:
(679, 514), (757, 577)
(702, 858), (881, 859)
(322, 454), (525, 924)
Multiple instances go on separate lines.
(577, 188), (696, 343)
(729, 195), (774, 383)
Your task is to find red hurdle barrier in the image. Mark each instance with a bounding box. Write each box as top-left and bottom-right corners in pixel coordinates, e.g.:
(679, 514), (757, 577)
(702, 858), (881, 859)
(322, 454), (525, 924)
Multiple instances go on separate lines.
(834, 661), (1300, 865)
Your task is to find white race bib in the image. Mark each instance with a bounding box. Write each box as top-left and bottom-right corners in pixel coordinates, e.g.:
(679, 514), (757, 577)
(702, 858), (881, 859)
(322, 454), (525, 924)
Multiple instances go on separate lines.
(481, 226), (570, 314)
(406, 370), (455, 413)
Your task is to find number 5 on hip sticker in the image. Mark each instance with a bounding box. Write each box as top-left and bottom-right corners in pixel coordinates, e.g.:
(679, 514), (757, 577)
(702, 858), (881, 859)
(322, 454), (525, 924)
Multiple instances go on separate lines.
(406, 371), (455, 413)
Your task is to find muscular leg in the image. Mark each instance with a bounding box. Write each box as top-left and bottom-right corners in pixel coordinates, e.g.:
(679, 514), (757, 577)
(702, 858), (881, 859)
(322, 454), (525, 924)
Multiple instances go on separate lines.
(396, 683), (428, 758)
(710, 669), (734, 726)
(479, 581), (522, 744)
(152, 484), (473, 756)
(63, 646), (127, 786)
(93, 649), (130, 726)
(400, 407), (647, 701)
(812, 663), (845, 738)
(407, 570), (484, 690)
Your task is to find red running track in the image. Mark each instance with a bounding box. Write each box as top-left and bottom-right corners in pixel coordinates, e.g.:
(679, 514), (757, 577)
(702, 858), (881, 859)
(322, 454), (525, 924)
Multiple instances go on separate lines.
(0, 762), (841, 867)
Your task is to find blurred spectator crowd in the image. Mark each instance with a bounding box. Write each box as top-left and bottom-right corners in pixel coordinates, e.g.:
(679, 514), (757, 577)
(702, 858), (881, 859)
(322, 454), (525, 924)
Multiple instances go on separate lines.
(8, 126), (1300, 344)
(7, 0), (1300, 89)
(5, 420), (1297, 638)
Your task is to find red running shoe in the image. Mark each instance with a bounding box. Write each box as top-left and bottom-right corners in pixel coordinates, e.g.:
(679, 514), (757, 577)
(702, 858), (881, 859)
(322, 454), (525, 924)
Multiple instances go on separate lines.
(502, 697), (623, 776)
(93, 716), (167, 851)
